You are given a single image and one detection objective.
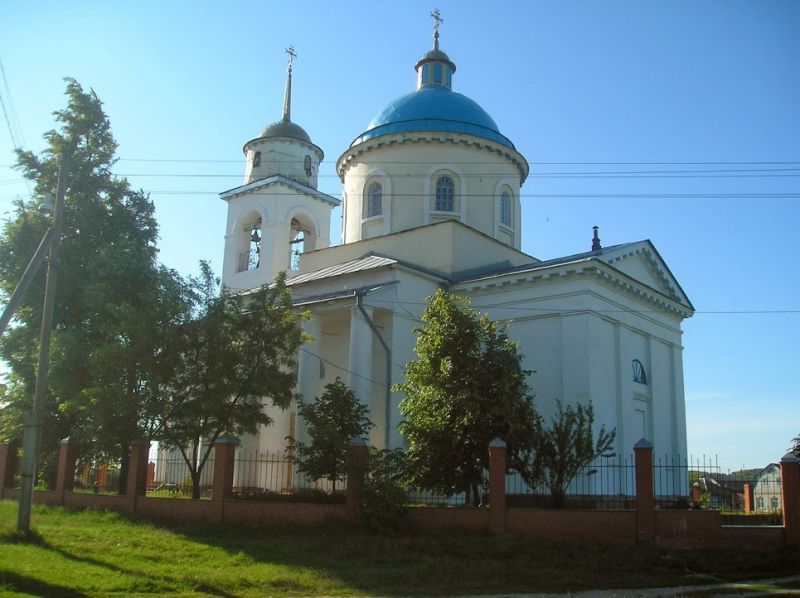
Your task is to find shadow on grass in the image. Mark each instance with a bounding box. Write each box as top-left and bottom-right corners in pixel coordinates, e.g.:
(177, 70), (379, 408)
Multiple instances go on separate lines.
(149, 515), (800, 597)
(1, 515), (238, 598)
(0, 570), (89, 598)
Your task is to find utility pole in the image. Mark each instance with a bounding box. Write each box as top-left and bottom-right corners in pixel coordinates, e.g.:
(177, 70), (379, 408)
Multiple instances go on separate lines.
(17, 153), (68, 532)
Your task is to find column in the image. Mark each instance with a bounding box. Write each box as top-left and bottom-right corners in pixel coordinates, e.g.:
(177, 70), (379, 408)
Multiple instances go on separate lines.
(635, 439), (655, 544)
(348, 305), (373, 408)
(212, 437), (238, 504)
(0, 441), (18, 499)
(295, 315), (322, 446)
(488, 439), (507, 534)
(55, 438), (78, 500)
(346, 438), (368, 519)
(126, 441), (151, 514)
(780, 453), (799, 547)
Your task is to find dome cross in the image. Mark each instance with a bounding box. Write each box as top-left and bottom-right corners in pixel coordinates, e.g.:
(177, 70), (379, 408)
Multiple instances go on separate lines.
(430, 8), (443, 49)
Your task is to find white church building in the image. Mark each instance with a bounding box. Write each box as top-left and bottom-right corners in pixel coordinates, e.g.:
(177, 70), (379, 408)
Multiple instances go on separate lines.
(218, 26), (694, 465)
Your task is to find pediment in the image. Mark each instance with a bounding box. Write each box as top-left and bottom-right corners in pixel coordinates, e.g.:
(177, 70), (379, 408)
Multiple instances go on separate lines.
(598, 241), (693, 310)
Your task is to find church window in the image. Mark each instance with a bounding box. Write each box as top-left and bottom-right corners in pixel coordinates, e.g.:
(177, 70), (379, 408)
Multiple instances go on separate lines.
(446, 67), (452, 87)
(253, 151), (261, 167)
(421, 64), (429, 84)
(434, 63), (442, 84)
(435, 175), (455, 212)
(500, 191), (512, 226)
(632, 359), (647, 385)
(289, 218), (305, 272)
(366, 182), (382, 217)
(238, 216), (262, 273)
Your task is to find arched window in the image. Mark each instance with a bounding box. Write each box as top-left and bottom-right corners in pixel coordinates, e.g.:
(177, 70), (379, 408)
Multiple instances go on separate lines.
(632, 359), (647, 385)
(252, 151), (261, 167)
(435, 175), (455, 212)
(500, 191), (512, 226)
(289, 218), (305, 272)
(366, 182), (382, 217)
(237, 216), (262, 273)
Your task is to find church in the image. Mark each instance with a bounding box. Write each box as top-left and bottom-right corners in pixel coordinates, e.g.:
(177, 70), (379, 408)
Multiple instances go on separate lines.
(217, 21), (694, 465)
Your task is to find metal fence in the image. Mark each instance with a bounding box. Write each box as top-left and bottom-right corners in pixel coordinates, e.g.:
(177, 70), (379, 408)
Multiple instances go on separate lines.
(232, 451), (347, 501)
(686, 456), (783, 524)
(507, 455), (638, 510)
(147, 449), (215, 498)
(73, 460), (122, 495)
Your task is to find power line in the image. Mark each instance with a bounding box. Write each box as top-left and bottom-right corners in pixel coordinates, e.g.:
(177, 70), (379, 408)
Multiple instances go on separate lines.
(357, 297), (800, 316)
(114, 158), (800, 166)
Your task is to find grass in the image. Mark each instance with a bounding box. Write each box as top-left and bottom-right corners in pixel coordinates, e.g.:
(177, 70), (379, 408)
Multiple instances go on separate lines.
(0, 500), (798, 597)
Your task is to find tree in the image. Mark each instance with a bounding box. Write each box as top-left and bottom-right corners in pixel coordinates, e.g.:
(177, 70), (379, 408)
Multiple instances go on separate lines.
(397, 290), (541, 506)
(289, 378), (372, 493)
(791, 434), (800, 458)
(156, 264), (303, 499)
(0, 79), (172, 485)
(520, 401), (616, 508)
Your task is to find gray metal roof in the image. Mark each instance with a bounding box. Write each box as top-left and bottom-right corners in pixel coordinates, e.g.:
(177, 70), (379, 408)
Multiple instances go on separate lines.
(286, 254), (397, 287)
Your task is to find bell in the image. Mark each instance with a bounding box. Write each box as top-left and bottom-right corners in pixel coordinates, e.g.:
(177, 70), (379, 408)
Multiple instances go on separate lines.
(38, 192), (55, 214)
(250, 229), (261, 244)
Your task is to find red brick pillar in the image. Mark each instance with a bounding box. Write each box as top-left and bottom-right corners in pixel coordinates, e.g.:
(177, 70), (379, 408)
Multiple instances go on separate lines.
(126, 441), (150, 514)
(55, 438), (78, 501)
(489, 438), (507, 534)
(743, 482), (754, 514)
(212, 437), (238, 520)
(634, 439), (655, 544)
(0, 441), (18, 499)
(780, 452), (800, 547)
(346, 438), (368, 520)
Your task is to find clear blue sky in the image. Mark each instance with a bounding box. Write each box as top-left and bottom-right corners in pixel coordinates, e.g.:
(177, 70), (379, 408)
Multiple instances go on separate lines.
(2, 1), (798, 472)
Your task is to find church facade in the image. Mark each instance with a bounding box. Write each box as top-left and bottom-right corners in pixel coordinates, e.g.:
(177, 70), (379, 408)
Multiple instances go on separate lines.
(218, 29), (694, 467)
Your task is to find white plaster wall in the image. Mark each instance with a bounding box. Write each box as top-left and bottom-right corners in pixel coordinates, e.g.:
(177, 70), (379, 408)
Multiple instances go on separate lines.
(243, 137), (323, 189)
(221, 185), (334, 291)
(340, 138), (522, 246)
(464, 272), (687, 459)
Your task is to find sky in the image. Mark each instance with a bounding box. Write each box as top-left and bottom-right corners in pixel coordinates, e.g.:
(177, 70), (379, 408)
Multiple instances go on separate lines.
(1, 0), (798, 472)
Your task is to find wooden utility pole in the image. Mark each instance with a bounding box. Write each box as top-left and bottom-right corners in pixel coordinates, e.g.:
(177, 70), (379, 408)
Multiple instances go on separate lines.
(18, 153), (68, 532)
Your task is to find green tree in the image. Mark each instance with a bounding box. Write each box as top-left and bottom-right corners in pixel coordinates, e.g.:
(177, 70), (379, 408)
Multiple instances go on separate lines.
(397, 290), (541, 506)
(520, 401), (616, 508)
(791, 434), (800, 457)
(0, 79), (172, 485)
(289, 378), (373, 493)
(156, 264), (303, 499)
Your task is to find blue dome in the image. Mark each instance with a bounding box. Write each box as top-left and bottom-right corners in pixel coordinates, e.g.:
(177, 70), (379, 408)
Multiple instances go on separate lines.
(351, 86), (515, 150)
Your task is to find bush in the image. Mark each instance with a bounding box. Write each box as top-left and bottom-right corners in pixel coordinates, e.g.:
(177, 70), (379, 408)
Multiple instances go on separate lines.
(360, 448), (408, 532)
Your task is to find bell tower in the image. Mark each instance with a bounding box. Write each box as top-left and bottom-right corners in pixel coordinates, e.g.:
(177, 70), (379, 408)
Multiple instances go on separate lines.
(220, 47), (339, 291)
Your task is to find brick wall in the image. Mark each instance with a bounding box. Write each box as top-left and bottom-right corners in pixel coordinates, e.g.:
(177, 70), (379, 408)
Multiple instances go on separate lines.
(1, 439), (797, 549)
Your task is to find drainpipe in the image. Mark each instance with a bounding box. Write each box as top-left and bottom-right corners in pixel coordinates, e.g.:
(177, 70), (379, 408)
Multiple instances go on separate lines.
(355, 290), (392, 449)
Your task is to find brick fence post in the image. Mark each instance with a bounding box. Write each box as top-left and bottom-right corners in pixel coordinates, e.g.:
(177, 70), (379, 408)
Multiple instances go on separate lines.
(780, 452), (799, 548)
(634, 439), (655, 544)
(346, 438), (368, 520)
(743, 482), (754, 514)
(55, 438), (78, 503)
(126, 441), (150, 514)
(0, 441), (18, 499)
(489, 438), (507, 534)
(212, 437), (238, 522)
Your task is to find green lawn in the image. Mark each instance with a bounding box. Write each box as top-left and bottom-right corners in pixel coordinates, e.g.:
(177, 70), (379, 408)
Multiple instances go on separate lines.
(0, 500), (798, 597)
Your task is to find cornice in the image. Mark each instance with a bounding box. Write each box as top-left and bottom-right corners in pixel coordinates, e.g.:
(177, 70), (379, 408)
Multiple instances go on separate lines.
(219, 174), (340, 207)
(335, 131), (529, 184)
(450, 258), (693, 319)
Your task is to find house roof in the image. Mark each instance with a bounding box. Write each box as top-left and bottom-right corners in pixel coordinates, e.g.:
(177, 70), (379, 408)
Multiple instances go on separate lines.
(286, 254), (398, 286)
